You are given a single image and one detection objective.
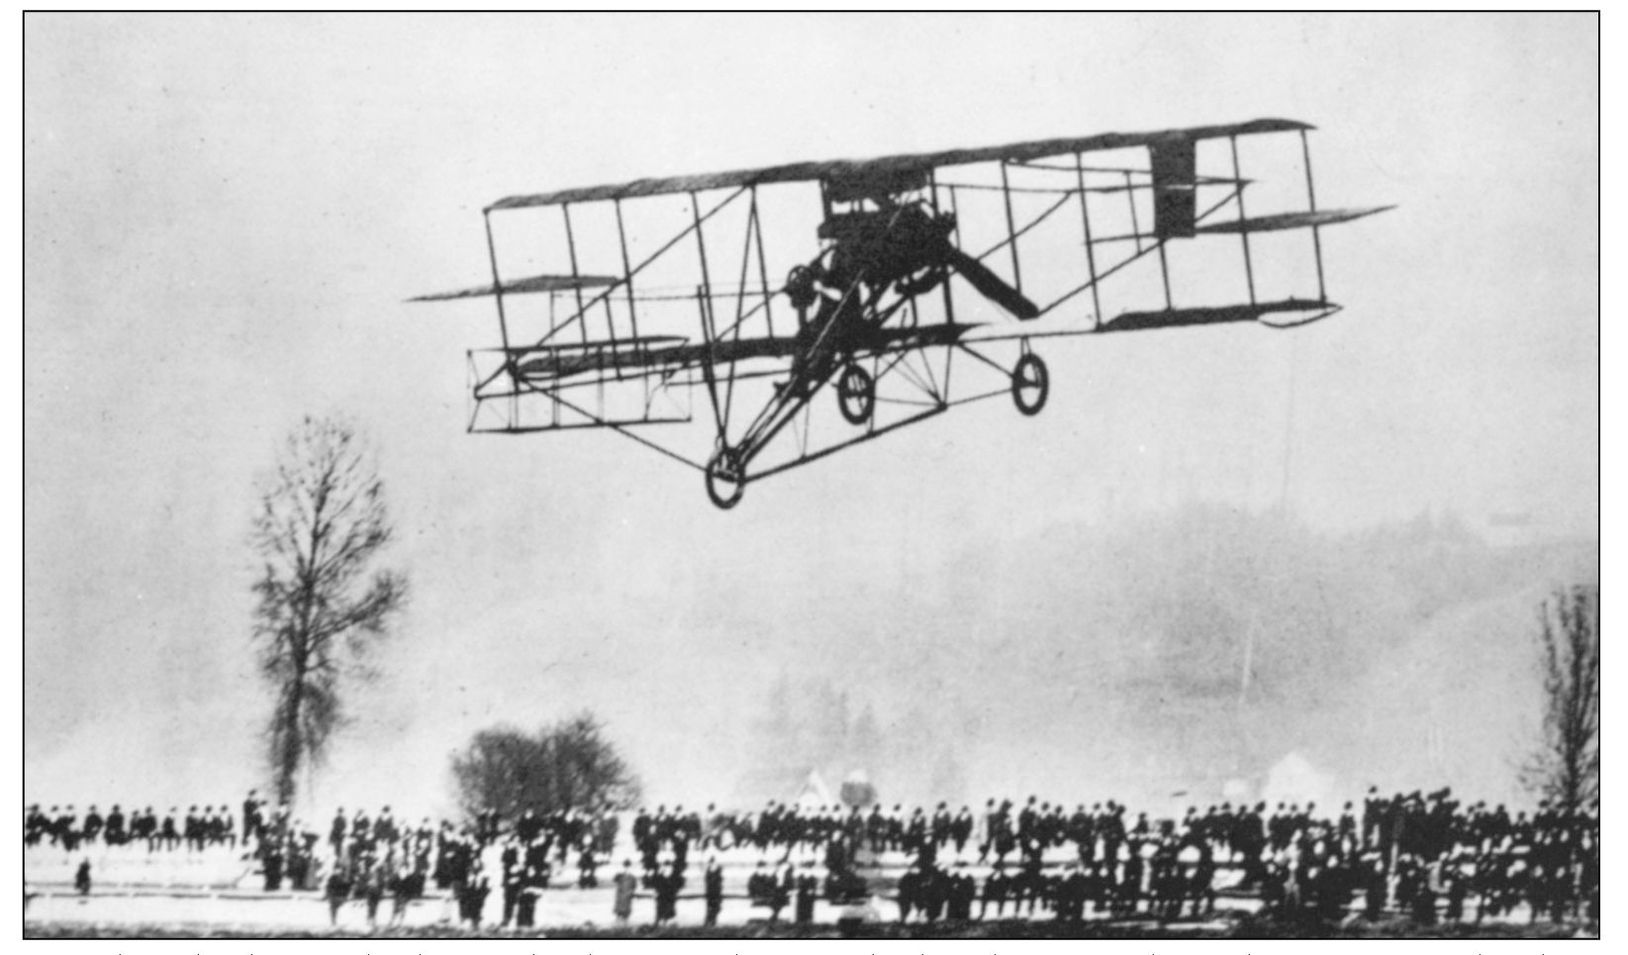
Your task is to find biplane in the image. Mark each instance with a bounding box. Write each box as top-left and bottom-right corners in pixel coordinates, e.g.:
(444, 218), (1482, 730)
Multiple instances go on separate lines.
(413, 118), (1388, 509)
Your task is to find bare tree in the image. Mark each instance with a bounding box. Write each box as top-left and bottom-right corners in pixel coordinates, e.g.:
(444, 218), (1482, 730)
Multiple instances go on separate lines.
(450, 711), (642, 821)
(448, 726), (550, 821)
(1522, 585), (1599, 812)
(251, 415), (407, 804)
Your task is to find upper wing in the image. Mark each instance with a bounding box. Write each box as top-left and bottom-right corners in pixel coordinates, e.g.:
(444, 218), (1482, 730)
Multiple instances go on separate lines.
(486, 119), (1314, 210)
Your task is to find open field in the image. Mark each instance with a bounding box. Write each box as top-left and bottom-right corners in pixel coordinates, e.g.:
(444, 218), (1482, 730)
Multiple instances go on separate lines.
(24, 877), (1594, 940)
(23, 910), (1595, 941)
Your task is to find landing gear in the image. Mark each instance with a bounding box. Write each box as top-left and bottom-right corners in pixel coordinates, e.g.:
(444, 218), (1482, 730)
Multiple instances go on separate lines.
(837, 363), (875, 425)
(705, 446), (746, 510)
(1011, 352), (1048, 416)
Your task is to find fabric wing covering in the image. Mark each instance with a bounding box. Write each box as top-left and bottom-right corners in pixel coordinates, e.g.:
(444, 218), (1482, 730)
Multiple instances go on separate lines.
(487, 118), (1314, 210)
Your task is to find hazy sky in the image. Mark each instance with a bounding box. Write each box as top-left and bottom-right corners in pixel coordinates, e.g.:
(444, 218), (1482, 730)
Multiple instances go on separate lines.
(22, 13), (1598, 817)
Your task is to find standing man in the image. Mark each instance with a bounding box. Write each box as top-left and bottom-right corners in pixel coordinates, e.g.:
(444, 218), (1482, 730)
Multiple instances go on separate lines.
(263, 836), (286, 891)
(134, 807), (157, 852)
(702, 803), (726, 851)
(82, 806), (104, 846)
(183, 806), (202, 853)
(794, 863), (818, 926)
(158, 808), (178, 852)
(671, 828), (690, 877)
(24, 804), (44, 847)
(515, 868), (542, 930)
(500, 840), (522, 929)
(577, 844), (600, 888)
(652, 862), (684, 927)
(992, 800), (1017, 866)
(951, 805), (975, 857)
(362, 856), (387, 930)
(867, 804), (888, 854)
(923, 864), (949, 923)
(269, 802), (292, 843)
(324, 863), (351, 926)
(632, 808), (654, 863)
(219, 806), (237, 849)
(1018, 797), (1039, 847)
(242, 790), (263, 847)
(1338, 802), (1359, 855)
(704, 855), (725, 927)
(388, 859), (416, 928)
(104, 805), (126, 847)
(905, 807), (927, 855)
(980, 864), (1008, 920)
(516, 809), (541, 845)
(350, 808), (372, 862)
(596, 810), (619, 858)
(375, 806), (398, 848)
(896, 863), (920, 923)
(931, 803), (953, 851)
(462, 866), (492, 930)
(58, 806), (80, 852)
(330, 808), (348, 861)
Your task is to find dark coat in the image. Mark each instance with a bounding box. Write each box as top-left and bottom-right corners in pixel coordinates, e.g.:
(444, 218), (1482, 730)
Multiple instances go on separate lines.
(653, 870), (684, 921)
(795, 874), (818, 923)
(705, 865), (724, 906)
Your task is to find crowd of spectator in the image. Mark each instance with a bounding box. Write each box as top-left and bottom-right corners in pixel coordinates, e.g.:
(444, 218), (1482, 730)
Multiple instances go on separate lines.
(25, 786), (1600, 930)
(24, 803), (242, 852)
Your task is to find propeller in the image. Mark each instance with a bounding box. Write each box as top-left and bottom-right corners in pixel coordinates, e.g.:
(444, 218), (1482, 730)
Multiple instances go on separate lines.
(942, 247), (1041, 320)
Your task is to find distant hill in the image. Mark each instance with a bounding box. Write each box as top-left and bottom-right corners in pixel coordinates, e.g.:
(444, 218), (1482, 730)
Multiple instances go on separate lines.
(729, 504), (1596, 811)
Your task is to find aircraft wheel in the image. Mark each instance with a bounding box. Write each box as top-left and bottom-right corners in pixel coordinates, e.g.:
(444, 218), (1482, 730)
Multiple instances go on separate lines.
(1011, 353), (1049, 416)
(837, 363), (875, 425)
(705, 447), (746, 510)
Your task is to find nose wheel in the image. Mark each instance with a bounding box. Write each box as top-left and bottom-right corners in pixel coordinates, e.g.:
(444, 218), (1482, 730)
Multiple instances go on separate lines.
(705, 447), (746, 510)
(837, 363), (876, 425)
(1011, 353), (1049, 416)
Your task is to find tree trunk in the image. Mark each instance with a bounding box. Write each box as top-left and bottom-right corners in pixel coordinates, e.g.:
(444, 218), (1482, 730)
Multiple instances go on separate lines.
(277, 652), (306, 805)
